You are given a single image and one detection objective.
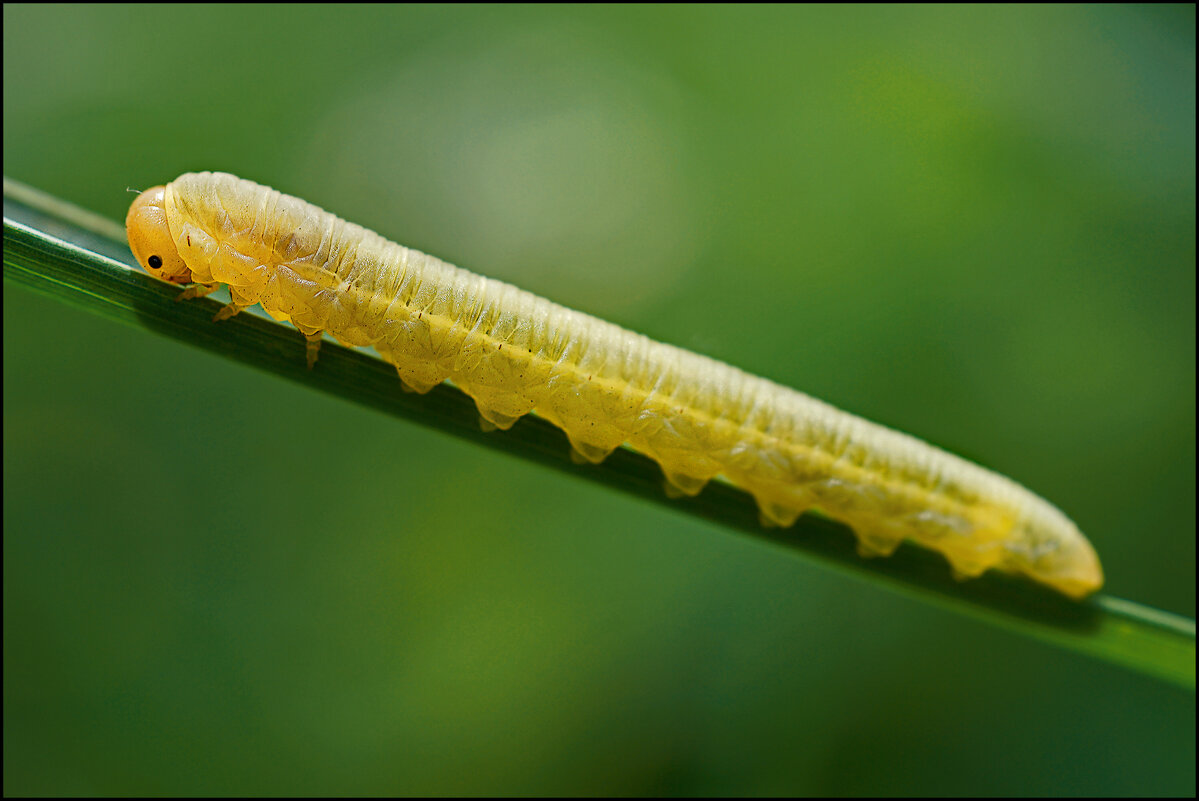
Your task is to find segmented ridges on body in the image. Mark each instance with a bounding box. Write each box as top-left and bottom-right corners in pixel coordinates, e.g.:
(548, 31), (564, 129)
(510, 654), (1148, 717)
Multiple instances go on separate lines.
(319, 223), (1023, 547)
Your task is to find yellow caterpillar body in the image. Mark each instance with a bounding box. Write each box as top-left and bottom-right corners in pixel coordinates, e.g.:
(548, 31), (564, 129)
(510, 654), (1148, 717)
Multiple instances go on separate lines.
(127, 171), (1103, 598)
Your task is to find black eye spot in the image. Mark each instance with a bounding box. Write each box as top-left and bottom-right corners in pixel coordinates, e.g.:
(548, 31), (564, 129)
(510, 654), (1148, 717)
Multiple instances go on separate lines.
(148, 255), (162, 269)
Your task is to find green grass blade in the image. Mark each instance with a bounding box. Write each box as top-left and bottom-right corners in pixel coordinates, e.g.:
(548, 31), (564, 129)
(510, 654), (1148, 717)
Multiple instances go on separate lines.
(5, 176), (1194, 691)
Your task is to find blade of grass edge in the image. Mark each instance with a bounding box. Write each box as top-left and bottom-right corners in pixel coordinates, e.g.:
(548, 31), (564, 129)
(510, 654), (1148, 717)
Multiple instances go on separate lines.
(4, 176), (1194, 691)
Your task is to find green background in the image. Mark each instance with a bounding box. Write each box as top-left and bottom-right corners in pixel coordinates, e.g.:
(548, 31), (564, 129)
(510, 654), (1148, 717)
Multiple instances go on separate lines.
(4, 4), (1194, 795)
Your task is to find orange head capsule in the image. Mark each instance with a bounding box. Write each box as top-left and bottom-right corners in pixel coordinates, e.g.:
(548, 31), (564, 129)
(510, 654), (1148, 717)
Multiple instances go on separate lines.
(126, 185), (193, 284)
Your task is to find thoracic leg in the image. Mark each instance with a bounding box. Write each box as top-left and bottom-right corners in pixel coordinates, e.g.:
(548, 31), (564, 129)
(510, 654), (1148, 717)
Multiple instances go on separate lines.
(175, 283), (220, 302)
(304, 332), (323, 369)
(212, 303), (245, 322)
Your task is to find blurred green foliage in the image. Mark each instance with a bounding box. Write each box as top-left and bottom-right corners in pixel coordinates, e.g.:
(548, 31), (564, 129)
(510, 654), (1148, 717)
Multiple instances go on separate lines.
(4, 4), (1194, 796)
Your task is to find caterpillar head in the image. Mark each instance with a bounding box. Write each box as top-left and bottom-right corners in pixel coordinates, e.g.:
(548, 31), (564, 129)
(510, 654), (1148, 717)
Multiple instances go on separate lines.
(127, 185), (193, 284)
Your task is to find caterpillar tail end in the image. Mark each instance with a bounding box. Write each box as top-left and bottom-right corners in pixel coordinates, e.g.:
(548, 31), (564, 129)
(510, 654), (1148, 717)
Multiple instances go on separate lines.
(1010, 507), (1105, 599)
(1036, 538), (1105, 600)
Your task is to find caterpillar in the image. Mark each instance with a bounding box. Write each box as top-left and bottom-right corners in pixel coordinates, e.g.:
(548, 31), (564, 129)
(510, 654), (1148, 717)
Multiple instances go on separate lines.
(126, 171), (1103, 599)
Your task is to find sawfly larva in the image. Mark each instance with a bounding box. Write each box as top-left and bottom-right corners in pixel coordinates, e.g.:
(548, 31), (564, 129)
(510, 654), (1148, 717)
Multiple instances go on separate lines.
(127, 171), (1104, 598)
